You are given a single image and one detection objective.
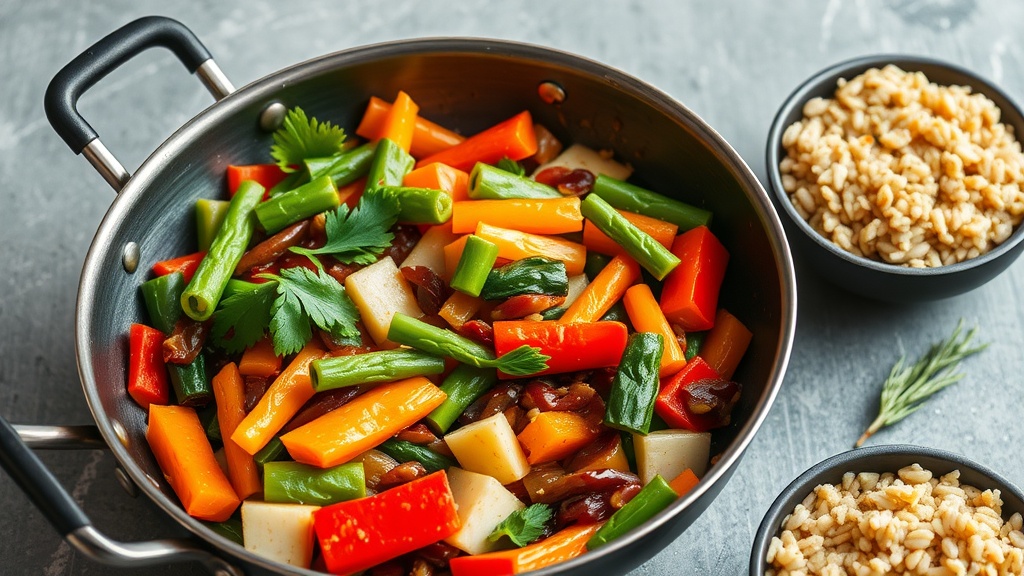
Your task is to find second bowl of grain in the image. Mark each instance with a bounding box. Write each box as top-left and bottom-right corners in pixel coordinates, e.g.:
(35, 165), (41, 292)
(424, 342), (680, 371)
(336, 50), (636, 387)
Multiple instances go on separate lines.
(766, 55), (1024, 302)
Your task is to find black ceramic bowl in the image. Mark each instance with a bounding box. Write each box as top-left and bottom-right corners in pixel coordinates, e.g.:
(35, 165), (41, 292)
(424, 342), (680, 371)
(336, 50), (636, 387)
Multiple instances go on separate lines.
(766, 55), (1024, 302)
(749, 444), (1024, 575)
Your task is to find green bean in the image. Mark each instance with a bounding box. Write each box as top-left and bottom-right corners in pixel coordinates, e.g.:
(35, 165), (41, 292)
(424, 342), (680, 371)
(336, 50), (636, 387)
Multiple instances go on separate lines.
(168, 352), (211, 407)
(310, 349), (446, 392)
(378, 186), (453, 225)
(181, 181), (264, 321)
(480, 256), (568, 300)
(366, 137), (414, 192)
(376, 439), (456, 474)
(591, 174), (712, 231)
(581, 193), (681, 280)
(254, 436), (290, 472)
(195, 199), (230, 252)
(450, 235), (500, 297)
(468, 163), (561, 199)
(264, 461), (365, 506)
(604, 333), (663, 435)
(587, 475), (677, 549)
(425, 365), (498, 434)
(305, 142), (376, 187)
(253, 174), (338, 234)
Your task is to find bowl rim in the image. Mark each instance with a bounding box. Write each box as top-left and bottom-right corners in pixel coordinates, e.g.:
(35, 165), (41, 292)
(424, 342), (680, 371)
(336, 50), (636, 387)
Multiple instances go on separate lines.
(765, 53), (1024, 277)
(748, 443), (1024, 575)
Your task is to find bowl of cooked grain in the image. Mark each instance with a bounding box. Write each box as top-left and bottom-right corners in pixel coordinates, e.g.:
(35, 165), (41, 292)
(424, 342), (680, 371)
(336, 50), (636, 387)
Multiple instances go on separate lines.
(750, 444), (1024, 576)
(766, 55), (1024, 301)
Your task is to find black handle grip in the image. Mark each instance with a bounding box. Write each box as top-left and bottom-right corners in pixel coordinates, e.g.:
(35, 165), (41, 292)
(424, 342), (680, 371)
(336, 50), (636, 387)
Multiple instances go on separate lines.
(44, 15), (212, 154)
(0, 416), (91, 536)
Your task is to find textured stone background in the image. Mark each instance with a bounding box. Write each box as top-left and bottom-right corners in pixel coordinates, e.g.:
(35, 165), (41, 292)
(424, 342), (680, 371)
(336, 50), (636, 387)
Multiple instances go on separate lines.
(3, 0), (1023, 574)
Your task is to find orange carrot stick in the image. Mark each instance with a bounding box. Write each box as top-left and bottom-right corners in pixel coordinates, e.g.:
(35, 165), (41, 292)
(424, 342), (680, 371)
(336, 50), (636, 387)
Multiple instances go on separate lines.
(475, 222), (587, 276)
(622, 284), (688, 377)
(338, 177), (367, 209)
(452, 198), (583, 235)
(146, 404), (240, 521)
(377, 91), (419, 152)
(403, 163), (470, 201)
(517, 411), (599, 465)
(211, 363), (262, 500)
(231, 341), (326, 455)
(698, 308), (752, 380)
(438, 291), (484, 329)
(448, 523), (603, 575)
(356, 96), (465, 158)
(668, 468), (700, 497)
(559, 255), (640, 324)
(583, 210), (678, 256)
(415, 111), (538, 172)
(238, 336), (281, 378)
(280, 377), (447, 468)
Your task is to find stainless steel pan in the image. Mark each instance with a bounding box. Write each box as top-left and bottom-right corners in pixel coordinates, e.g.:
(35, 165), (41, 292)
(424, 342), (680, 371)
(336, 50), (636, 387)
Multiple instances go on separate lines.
(0, 16), (797, 575)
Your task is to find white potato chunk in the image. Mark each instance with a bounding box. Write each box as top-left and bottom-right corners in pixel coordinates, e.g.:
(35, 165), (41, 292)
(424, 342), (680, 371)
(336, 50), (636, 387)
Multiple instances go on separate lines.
(444, 413), (531, 485)
(633, 429), (711, 485)
(241, 500), (320, 568)
(445, 467), (525, 555)
(533, 143), (633, 181)
(400, 224), (459, 275)
(344, 256), (424, 348)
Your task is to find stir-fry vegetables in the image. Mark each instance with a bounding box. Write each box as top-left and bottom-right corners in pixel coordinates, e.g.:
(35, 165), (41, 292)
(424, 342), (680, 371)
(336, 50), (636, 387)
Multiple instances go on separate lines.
(128, 95), (754, 574)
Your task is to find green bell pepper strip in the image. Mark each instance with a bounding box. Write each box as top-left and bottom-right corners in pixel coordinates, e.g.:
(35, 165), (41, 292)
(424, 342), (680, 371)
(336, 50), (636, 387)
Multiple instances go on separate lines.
(586, 474), (678, 549)
(378, 185), (453, 225)
(581, 193), (681, 281)
(366, 137), (414, 192)
(684, 331), (707, 361)
(264, 461), (366, 506)
(140, 272), (185, 334)
(305, 142), (376, 187)
(604, 332), (664, 435)
(310, 349), (446, 392)
(540, 306), (566, 320)
(468, 163), (561, 199)
(450, 235), (500, 297)
(376, 439), (456, 474)
(584, 252), (611, 281)
(181, 181), (265, 321)
(591, 174), (712, 231)
(195, 199), (231, 252)
(167, 351), (211, 407)
(425, 364), (498, 434)
(480, 256), (569, 300)
(253, 174), (338, 234)
(254, 436), (290, 472)
(202, 516), (244, 546)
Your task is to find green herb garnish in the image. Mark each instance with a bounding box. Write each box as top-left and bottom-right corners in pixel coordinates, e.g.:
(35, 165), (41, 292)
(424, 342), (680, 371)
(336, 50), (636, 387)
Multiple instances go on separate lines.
(497, 156), (527, 177)
(270, 107), (347, 172)
(290, 190), (401, 265)
(488, 504), (553, 547)
(855, 320), (987, 448)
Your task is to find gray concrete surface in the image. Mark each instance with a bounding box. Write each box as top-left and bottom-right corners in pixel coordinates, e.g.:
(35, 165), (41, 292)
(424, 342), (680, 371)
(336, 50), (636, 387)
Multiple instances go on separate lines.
(3, 0), (1024, 574)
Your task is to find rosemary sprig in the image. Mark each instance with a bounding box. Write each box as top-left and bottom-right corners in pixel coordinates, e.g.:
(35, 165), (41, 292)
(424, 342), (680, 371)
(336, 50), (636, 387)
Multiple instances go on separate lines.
(854, 320), (987, 448)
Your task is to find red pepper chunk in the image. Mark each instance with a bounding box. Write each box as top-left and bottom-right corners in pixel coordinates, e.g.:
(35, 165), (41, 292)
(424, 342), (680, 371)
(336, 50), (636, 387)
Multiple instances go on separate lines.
(314, 470), (461, 575)
(655, 356), (740, 432)
(226, 164), (287, 196)
(128, 323), (169, 409)
(152, 251), (206, 283)
(659, 226), (729, 332)
(492, 320), (628, 379)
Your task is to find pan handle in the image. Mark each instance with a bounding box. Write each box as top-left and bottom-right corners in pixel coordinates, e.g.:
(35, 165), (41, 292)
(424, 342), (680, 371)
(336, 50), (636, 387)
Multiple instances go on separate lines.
(44, 15), (235, 192)
(0, 416), (244, 576)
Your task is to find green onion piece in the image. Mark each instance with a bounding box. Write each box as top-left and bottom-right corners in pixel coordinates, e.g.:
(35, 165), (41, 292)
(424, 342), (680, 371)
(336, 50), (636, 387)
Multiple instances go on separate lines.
(310, 349), (446, 392)
(378, 185), (453, 225)
(254, 174), (338, 234)
(587, 475), (678, 550)
(264, 461), (365, 506)
(181, 181), (265, 321)
(305, 142), (376, 187)
(468, 163), (562, 199)
(140, 272), (186, 334)
(684, 331), (706, 361)
(480, 256), (569, 301)
(581, 193), (681, 280)
(604, 333), (664, 435)
(591, 174), (712, 231)
(366, 137), (414, 192)
(254, 436), (290, 472)
(450, 235), (500, 297)
(376, 439), (456, 474)
(195, 199), (231, 252)
(425, 365), (498, 434)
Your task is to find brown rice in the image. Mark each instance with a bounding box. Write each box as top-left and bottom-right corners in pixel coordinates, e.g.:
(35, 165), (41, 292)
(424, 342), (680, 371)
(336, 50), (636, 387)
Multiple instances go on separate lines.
(765, 464), (1024, 576)
(779, 65), (1024, 267)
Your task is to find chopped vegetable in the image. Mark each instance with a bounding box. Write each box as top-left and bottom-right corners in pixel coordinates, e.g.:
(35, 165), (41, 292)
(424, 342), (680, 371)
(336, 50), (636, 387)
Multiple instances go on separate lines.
(195, 199), (230, 252)
(227, 164), (287, 195)
(604, 332), (664, 435)
(378, 185), (453, 224)
(489, 503), (553, 547)
(517, 411), (600, 464)
(480, 256), (569, 301)
(310, 348), (445, 391)
(580, 193), (680, 280)
(535, 143), (632, 181)
(344, 256), (424, 347)
(356, 96), (465, 158)
(426, 365), (498, 434)
(254, 436), (289, 471)
(492, 320), (628, 377)
(127, 323), (169, 409)
(468, 162), (561, 200)
(167, 352), (211, 407)
(558, 254), (639, 324)
(622, 284), (688, 377)
(446, 467), (526, 555)
(152, 251), (205, 283)
(238, 336), (281, 378)
(655, 356), (740, 433)
(141, 272), (186, 335)
(445, 412), (531, 485)
(253, 174), (339, 234)
(475, 222), (587, 277)
(439, 291), (485, 330)
(211, 363), (262, 500)
(146, 404), (240, 522)
(270, 107), (347, 172)
(264, 461), (365, 506)
(415, 111), (538, 172)
(367, 137), (414, 192)
(258, 267), (361, 356)
(453, 197), (583, 235)
(377, 90), (419, 152)
(586, 475), (677, 549)
(659, 225), (729, 331)
(591, 174), (712, 231)
(241, 500), (319, 568)
(290, 188), (401, 265)
(698, 308), (752, 380)
(449, 523), (602, 576)
(202, 516), (244, 546)
(632, 429), (711, 485)
(376, 438), (456, 474)
(583, 209), (677, 257)
(684, 331), (706, 361)
(667, 468), (700, 497)
(403, 162), (471, 201)
(304, 141), (376, 187)
(450, 235), (501, 297)
(280, 376), (447, 468)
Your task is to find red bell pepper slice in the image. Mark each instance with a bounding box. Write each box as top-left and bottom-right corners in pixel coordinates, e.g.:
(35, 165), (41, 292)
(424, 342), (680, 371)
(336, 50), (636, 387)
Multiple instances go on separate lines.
(152, 251), (206, 283)
(128, 323), (169, 409)
(448, 556), (516, 576)
(492, 320), (628, 379)
(313, 470), (461, 575)
(658, 226), (729, 332)
(226, 164), (287, 196)
(655, 356), (735, 432)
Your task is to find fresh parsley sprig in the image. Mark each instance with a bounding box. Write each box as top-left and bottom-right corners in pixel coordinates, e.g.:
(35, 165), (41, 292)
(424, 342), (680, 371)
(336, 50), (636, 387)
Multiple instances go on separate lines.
(290, 190), (401, 265)
(497, 156), (527, 177)
(270, 107), (347, 173)
(855, 320), (987, 448)
(488, 504), (553, 547)
(211, 267), (361, 357)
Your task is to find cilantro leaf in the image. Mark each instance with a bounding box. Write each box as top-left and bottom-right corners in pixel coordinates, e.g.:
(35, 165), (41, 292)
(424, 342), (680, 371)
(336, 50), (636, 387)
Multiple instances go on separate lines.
(275, 267), (360, 341)
(497, 156), (526, 177)
(491, 345), (551, 376)
(290, 190), (400, 264)
(270, 107), (347, 173)
(269, 286), (312, 356)
(210, 282), (277, 353)
(488, 504), (553, 547)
